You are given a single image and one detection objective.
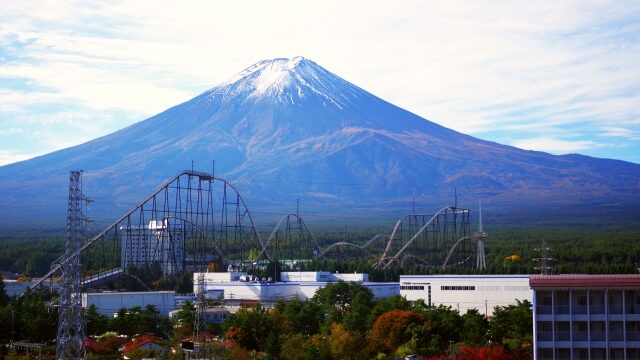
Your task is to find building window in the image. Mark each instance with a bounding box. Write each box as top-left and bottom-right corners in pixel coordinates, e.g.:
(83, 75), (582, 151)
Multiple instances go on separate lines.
(400, 285), (425, 291)
(441, 285), (475, 291)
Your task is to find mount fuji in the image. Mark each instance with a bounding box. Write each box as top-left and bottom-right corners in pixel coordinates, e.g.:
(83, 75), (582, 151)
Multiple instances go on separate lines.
(1, 57), (639, 228)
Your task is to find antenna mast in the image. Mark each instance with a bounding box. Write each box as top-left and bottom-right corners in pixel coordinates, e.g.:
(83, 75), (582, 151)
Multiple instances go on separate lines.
(474, 200), (487, 269)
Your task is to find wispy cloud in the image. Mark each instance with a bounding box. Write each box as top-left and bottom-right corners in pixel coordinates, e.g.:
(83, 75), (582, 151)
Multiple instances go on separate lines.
(0, 0), (639, 165)
(511, 137), (603, 154)
(0, 150), (38, 165)
(600, 126), (640, 141)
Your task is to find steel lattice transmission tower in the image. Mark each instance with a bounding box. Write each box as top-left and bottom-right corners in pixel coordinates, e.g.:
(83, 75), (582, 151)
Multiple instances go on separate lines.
(193, 273), (209, 358)
(56, 170), (87, 360)
(474, 201), (487, 269)
(533, 238), (553, 275)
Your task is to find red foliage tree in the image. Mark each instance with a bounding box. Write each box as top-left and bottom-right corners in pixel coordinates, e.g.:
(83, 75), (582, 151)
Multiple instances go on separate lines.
(456, 346), (516, 360)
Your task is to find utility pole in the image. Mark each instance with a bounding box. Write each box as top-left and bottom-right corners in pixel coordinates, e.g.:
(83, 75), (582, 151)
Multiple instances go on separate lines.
(56, 170), (87, 360)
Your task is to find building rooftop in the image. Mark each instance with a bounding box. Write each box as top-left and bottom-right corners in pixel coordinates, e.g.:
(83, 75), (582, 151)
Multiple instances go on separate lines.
(530, 274), (640, 288)
(401, 274), (530, 279)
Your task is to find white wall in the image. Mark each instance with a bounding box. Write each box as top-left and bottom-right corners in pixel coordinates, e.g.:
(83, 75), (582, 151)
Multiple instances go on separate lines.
(82, 291), (176, 317)
(280, 271), (369, 282)
(195, 272), (397, 302)
(400, 275), (531, 317)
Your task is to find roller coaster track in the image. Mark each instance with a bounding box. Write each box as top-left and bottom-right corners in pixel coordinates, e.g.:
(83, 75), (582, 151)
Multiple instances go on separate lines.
(32, 169), (480, 292)
(32, 170), (262, 290)
(441, 236), (472, 269)
(379, 207), (469, 269)
(260, 213), (322, 262)
(162, 215), (231, 266)
(320, 233), (386, 258)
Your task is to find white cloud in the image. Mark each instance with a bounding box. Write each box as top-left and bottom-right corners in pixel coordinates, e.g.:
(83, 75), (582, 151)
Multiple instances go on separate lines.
(511, 137), (602, 154)
(601, 127), (640, 141)
(0, 150), (37, 165)
(0, 0), (639, 162)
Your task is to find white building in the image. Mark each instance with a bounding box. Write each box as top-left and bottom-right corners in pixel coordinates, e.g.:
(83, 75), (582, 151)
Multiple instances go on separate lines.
(400, 274), (531, 316)
(82, 291), (176, 317)
(119, 220), (184, 276)
(194, 271), (398, 303)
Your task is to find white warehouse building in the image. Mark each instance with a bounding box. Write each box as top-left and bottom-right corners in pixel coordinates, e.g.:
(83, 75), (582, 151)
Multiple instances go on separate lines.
(194, 271), (399, 302)
(82, 291), (176, 317)
(400, 274), (531, 317)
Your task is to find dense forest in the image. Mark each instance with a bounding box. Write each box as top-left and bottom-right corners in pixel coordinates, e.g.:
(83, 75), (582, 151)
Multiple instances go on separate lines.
(0, 279), (532, 359)
(1, 227), (638, 278)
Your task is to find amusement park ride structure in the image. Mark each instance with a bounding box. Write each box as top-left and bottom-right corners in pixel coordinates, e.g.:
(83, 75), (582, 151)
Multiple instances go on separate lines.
(36, 170), (488, 292)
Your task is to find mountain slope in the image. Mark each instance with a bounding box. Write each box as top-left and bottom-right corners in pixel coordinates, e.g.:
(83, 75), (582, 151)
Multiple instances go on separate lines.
(1, 57), (639, 228)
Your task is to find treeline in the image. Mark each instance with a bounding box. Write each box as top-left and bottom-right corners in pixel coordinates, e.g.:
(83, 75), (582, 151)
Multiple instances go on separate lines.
(0, 231), (64, 276)
(483, 228), (640, 275)
(0, 227), (639, 277)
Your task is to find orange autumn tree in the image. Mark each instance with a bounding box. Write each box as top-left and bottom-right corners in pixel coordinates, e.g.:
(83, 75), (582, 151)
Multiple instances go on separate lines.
(327, 323), (366, 360)
(370, 309), (427, 354)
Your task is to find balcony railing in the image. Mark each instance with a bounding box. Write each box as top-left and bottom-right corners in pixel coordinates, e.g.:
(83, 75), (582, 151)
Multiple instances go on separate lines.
(626, 305), (640, 314)
(537, 305), (552, 314)
(627, 330), (640, 341)
(608, 304), (623, 314)
(572, 305), (588, 314)
(572, 331), (588, 341)
(609, 331), (624, 341)
(537, 331), (553, 341)
(555, 330), (570, 341)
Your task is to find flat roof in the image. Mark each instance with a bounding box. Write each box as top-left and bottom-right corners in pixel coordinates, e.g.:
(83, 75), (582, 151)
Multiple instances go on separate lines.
(530, 274), (640, 289)
(400, 275), (529, 279)
(84, 291), (175, 295)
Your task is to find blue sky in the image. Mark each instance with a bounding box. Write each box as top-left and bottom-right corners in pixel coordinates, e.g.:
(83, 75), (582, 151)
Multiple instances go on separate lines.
(1, 1), (639, 165)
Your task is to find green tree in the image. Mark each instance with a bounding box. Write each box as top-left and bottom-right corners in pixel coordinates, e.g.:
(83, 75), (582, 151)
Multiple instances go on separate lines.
(10, 289), (57, 342)
(112, 307), (133, 336)
(342, 291), (372, 334)
(0, 305), (12, 343)
(224, 303), (284, 354)
(489, 299), (533, 358)
(174, 300), (195, 325)
(461, 308), (489, 346)
(86, 304), (110, 336)
(0, 273), (9, 306)
(279, 299), (323, 335)
(175, 272), (194, 294)
(313, 281), (373, 315)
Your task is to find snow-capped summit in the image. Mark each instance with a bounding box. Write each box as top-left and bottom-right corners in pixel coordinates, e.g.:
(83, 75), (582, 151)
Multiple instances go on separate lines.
(212, 57), (366, 109)
(0, 57), (639, 227)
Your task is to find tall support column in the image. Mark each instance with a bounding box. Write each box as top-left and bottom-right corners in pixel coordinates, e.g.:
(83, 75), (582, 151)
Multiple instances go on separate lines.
(475, 201), (487, 270)
(56, 170), (86, 360)
(194, 273), (208, 358)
